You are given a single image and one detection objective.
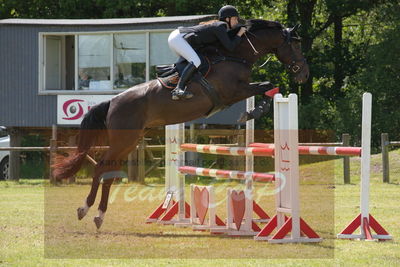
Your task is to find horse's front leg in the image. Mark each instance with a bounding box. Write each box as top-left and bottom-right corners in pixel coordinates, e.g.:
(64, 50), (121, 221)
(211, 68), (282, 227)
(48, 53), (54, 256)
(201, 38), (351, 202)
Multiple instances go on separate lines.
(77, 159), (104, 221)
(238, 82), (277, 122)
(248, 81), (276, 96)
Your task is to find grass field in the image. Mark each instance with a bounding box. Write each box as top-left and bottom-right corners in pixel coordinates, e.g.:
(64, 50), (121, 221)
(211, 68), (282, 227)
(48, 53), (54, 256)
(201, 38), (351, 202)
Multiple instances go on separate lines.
(0, 150), (399, 266)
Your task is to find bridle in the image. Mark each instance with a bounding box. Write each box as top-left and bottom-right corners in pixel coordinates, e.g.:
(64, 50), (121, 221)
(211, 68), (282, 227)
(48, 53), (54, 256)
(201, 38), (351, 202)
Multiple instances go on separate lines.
(279, 28), (307, 74)
(243, 27), (306, 73)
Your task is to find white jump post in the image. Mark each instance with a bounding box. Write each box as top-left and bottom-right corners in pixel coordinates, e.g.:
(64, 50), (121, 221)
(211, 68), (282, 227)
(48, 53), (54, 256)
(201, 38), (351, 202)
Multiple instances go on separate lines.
(246, 96), (255, 173)
(337, 93), (392, 241)
(146, 123), (190, 224)
(255, 93), (322, 243)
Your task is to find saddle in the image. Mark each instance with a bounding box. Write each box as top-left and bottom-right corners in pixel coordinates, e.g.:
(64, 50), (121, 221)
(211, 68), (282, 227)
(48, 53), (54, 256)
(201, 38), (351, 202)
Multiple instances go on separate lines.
(156, 49), (249, 117)
(156, 54), (211, 89)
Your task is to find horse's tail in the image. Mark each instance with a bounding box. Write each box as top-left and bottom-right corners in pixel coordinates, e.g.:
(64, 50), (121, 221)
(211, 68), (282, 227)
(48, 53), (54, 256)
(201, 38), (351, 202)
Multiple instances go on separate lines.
(52, 101), (111, 180)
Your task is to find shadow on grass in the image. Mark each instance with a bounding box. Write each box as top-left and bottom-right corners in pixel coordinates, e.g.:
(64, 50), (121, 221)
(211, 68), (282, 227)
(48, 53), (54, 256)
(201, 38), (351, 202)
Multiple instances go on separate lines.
(62, 230), (335, 247)
(63, 230), (256, 240)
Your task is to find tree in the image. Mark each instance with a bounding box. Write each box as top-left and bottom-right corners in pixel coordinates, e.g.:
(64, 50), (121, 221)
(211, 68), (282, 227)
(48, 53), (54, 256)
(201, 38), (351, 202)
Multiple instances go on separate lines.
(1, 0), (398, 146)
(344, 2), (400, 146)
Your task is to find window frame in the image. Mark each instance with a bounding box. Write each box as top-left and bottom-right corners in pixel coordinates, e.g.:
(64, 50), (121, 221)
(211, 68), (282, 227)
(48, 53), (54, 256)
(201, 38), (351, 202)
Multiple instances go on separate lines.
(38, 29), (173, 95)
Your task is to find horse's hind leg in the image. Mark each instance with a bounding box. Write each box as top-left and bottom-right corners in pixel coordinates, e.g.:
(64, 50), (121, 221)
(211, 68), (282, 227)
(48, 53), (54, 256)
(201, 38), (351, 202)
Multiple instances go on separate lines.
(77, 180), (99, 220)
(77, 154), (107, 220)
(94, 177), (114, 229)
(93, 129), (143, 229)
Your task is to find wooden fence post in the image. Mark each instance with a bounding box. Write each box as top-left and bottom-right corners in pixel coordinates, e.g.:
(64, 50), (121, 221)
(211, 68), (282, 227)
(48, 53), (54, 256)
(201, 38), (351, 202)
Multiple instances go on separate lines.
(138, 138), (145, 183)
(381, 133), (390, 183)
(49, 125), (57, 184)
(9, 128), (21, 181)
(342, 133), (350, 184)
(128, 150), (138, 182)
(67, 135), (76, 183)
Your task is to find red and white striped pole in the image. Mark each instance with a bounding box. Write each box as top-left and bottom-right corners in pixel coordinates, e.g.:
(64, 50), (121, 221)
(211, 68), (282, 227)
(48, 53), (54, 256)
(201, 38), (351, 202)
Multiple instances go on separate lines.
(178, 166), (275, 182)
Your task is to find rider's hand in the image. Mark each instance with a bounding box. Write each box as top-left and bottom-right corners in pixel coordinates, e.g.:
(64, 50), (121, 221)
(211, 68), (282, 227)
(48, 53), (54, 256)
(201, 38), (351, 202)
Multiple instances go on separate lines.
(237, 27), (247, 37)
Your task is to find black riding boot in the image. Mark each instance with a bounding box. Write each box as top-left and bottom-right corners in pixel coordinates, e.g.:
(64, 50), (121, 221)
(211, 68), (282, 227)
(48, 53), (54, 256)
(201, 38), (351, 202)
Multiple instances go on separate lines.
(171, 63), (197, 100)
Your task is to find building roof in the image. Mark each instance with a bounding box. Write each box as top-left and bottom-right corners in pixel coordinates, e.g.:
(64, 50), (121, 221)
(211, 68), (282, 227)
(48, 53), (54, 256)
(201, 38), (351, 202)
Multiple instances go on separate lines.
(0, 15), (216, 26)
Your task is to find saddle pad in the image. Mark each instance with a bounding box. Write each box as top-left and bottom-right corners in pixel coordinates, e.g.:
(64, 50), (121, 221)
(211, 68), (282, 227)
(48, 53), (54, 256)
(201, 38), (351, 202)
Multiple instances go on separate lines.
(157, 56), (211, 89)
(158, 73), (180, 89)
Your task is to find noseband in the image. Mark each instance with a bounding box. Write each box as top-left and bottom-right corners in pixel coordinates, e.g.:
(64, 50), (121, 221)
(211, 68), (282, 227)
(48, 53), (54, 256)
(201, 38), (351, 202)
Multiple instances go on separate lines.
(286, 58), (307, 73)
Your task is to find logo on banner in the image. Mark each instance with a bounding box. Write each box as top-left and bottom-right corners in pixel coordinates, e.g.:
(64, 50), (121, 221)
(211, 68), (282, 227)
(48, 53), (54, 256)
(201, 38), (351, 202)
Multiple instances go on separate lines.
(57, 95), (113, 125)
(62, 99), (85, 120)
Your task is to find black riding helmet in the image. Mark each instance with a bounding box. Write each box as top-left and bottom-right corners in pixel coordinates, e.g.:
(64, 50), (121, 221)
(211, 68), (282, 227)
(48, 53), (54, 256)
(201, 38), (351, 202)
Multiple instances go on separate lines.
(218, 5), (239, 20)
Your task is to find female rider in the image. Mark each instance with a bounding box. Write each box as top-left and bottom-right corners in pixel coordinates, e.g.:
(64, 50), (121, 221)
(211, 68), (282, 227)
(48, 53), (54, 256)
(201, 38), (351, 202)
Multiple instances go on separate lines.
(168, 5), (246, 100)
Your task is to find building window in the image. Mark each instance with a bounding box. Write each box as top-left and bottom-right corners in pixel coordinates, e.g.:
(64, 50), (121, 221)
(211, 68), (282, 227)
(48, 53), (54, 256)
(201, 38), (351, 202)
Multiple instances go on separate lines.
(78, 34), (111, 90)
(113, 33), (146, 89)
(40, 30), (177, 93)
(44, 35), (75, 90)
(150, 32), (178, 79)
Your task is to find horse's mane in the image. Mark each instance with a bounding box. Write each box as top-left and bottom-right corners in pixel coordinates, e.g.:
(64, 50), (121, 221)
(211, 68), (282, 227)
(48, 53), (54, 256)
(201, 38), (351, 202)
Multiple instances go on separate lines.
(246, 19), (284, 32)
(227, 19), (283, 37)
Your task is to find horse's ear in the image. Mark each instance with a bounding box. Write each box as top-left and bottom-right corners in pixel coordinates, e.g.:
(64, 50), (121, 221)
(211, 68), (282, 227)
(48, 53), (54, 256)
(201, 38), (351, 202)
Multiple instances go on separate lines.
(289, 24), (301, 40)
(291, 24), (301, 32)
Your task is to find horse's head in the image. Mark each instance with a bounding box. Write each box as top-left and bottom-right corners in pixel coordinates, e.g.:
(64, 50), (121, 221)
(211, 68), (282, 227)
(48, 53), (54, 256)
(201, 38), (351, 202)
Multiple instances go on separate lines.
(246, 20), (310, 84)
(276, 25), (309, 83)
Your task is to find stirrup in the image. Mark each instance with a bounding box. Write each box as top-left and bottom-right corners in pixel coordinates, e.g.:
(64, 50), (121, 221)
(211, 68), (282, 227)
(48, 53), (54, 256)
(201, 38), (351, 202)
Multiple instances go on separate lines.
(172, 88), (193, 100)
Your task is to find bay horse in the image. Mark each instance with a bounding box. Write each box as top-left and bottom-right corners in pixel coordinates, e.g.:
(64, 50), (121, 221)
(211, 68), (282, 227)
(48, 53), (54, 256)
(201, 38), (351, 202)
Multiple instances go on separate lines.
(53, 19), (309, 229)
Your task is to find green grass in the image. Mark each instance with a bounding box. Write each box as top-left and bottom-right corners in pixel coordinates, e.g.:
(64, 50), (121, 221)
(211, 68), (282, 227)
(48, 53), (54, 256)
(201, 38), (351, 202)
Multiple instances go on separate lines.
(0, 150), (399, 266)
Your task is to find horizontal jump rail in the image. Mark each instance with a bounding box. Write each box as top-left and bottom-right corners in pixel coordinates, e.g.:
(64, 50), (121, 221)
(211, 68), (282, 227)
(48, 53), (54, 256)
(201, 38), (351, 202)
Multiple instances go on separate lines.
(0, 146), (109, 151)
(252, 143), (349, 147)
(180, 144), (274, 157)
(389, 141), (400, 146)
(0, 144), (166, 152)
(180, 143), (361, 157)
(299, 142), (343, 146)
(179, 166), (274, 182)
(249, 143), (361, 156)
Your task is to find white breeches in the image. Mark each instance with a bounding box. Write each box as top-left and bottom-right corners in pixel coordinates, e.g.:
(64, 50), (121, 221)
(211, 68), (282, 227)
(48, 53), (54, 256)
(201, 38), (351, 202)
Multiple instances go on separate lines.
(168, 29), (201, 68)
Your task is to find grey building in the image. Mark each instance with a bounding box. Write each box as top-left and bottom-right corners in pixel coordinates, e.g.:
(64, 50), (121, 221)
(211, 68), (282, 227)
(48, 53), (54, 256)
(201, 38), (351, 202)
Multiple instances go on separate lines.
(0, 15), (246, 130)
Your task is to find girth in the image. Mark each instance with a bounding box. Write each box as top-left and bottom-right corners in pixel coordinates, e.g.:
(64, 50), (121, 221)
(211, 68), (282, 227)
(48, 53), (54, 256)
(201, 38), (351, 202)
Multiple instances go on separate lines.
(200, 55), (249, 117)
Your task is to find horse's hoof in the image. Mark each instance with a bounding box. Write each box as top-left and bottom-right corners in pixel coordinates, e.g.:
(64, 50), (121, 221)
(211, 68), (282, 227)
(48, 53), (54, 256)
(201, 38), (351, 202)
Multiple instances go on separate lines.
(77, 207), (88, 220)
(94, 216), (103, 229)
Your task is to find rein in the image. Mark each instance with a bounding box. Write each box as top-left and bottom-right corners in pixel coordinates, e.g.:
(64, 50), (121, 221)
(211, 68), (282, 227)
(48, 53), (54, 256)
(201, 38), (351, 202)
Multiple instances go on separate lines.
(244, 32), (259, 55)
(242, 31), (272, 68)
